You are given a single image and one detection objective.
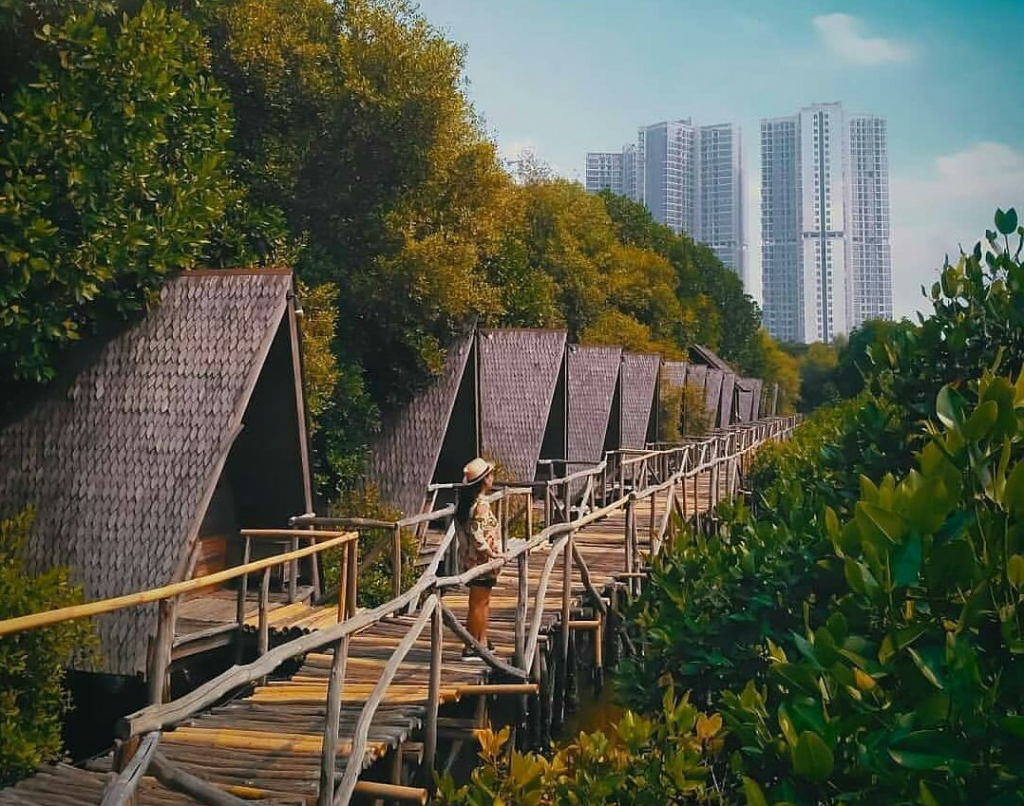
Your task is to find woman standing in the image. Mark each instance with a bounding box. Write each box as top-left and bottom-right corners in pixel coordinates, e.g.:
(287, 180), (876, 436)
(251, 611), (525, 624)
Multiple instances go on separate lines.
(456, 458), (502, 657)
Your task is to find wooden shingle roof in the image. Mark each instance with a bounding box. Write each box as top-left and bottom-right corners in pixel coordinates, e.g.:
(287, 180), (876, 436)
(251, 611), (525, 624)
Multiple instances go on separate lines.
(719, 372), (736, 426)
(566, 345), (621, 464)
(368, 335), (473, 517)
(619, 353), (660, 449)
(479, 330), (567, 481)
(661, 361), (688, 391)
(0, 271), (294, 674)
(688, 344), (735, 373)
(704, 368), (724, 422)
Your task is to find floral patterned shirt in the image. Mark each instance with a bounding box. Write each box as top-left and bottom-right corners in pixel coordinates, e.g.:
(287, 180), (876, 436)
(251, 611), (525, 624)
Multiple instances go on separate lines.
(458, 499), (502, 580)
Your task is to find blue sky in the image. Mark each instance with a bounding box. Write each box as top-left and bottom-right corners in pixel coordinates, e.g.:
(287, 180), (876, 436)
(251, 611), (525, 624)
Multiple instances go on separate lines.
(416, 0), (1024, 319)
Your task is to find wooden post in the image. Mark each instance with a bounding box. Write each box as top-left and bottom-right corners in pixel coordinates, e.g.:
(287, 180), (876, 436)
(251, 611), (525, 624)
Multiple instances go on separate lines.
(289, 534), (299, 604)
(526, 492), (534, 539)
(235, 536), (252, 662)
(594, 612), (604, 692)
(317, 636), (349, 806)
(392, 524), (403, 602)
(257, 568), (271, 659)
(148, 598), (176, 706)
(337, 543), (348, 624)
(347, 537), (358, 618)
(648, 488), (656, 541)
(423, 603), (442, 783)
(558, 531), (572, 725)
(624, 498), (635, 576)
(544, 485), (552, 530)
(529, 648), (542, 748)
(515, 551), (528, 749)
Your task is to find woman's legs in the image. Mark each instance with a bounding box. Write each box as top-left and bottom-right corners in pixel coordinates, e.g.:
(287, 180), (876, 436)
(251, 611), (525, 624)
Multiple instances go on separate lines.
(467, 585), (491, 645)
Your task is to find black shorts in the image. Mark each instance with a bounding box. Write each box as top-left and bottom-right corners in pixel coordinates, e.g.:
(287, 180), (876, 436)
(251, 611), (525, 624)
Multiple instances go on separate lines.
(468, 577), (496, 589)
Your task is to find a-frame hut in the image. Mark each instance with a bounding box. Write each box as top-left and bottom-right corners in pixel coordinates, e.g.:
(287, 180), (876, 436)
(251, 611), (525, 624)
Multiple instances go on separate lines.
(719, 372), (736, 427)
(661, 361), (688, 392)
(735, 378), (757, 422)
(478, 329), (567, 482)
(704, 368), (724, 425)
(618, 353), (661, 449)
(566, 345), (622, 466)
(368, 334), (475, 518)
(0, 270), (312, 675)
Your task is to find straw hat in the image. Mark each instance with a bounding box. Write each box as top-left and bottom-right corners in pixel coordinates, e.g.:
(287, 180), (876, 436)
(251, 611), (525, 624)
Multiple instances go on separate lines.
(462, 457), (493, 485)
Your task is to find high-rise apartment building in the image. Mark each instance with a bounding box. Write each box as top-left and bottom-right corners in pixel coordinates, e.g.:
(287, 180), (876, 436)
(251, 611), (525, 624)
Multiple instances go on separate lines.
(699, 123), (744, 279)
(586, 120), (745, 278)
(585, 151), (625, 196)
(848, 116), (893, 325)
(760, 102), (892, 344)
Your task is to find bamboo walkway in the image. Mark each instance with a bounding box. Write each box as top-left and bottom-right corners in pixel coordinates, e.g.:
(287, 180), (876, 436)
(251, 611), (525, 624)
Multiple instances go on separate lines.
(0, 420), (797, 806)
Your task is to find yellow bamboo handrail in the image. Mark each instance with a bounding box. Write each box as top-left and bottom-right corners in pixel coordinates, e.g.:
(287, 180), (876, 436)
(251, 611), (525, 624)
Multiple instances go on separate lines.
(0, 531), (357, 637)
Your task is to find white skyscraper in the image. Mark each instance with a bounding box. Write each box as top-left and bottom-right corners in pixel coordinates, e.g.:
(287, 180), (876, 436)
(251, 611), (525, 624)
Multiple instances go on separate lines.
(586, 120), (745, 278)
(698, 123), (745, 281)
(585, 151), (625, 196)
(761, 102), (892, 344)
(848, 115), (893, 325)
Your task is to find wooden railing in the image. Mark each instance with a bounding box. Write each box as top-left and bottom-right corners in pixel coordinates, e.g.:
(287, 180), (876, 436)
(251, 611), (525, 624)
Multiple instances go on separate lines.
(0, 414), (800, 806)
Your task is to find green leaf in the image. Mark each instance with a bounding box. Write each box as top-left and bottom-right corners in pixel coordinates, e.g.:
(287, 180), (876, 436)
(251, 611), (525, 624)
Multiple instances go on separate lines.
(792, 731), (834, 783)
(919, 780), (941, 806)
(777, 703), (798, 748)
(962, 399), (998, 440)
(995, 207), (1019, 235)
(935, 385), (964, 430)
(893, 533), (922, 587)
(856, 501), (905, 543)
(1008, 554), (1024, 589)
(907, 647), (945, 689)
(845, 557), (880, 597)
(1006, 461), (1024, 516)
(742, 777), (769, 806)
(824, 506), (840, 540)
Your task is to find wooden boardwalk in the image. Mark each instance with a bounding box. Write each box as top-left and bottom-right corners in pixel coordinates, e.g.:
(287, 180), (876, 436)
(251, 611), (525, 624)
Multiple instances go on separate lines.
(0, 419), (798, 806)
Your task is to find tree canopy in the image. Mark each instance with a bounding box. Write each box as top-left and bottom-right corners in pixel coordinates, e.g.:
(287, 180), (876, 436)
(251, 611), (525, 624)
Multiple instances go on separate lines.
(2, 0), (788, 493)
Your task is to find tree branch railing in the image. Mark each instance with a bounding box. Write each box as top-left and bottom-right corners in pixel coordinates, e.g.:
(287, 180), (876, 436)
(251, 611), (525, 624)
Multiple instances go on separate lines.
(0, 414), (800, 806)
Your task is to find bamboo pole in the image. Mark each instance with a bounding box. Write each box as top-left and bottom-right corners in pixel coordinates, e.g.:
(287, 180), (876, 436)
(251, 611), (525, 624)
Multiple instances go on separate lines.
(0, 532), (356, 638)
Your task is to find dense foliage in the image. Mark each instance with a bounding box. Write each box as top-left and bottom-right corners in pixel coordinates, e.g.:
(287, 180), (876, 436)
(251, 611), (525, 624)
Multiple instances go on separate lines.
(0, 0), (785, 497)
(614, 212), (1024, 805)
(0, 1), (282, 386)
(0, 509), (95, 784)
(434, 690), (729, 806)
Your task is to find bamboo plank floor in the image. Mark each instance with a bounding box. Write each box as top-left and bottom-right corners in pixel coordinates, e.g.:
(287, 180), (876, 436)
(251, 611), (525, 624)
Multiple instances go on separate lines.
(1, 475), (724, 806)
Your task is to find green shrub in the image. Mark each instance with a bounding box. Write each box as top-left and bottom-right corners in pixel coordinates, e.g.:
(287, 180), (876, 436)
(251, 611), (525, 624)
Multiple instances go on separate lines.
(320, 485), (419, 608)
(724, 373), (1024, 805)
(681, 381), (711, 436)
(862, 209), (1024, 419)
(433, 687), (727, 806)
(0, 508), (96, 785)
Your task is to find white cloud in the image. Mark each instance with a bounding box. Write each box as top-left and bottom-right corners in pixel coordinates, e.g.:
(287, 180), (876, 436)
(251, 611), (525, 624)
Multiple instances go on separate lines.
(891, 141), (1024, 318)
(813, 13), (915, 65)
